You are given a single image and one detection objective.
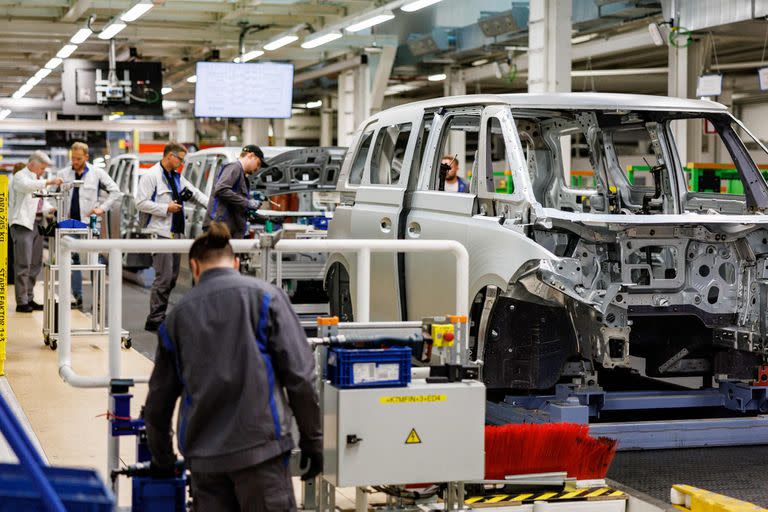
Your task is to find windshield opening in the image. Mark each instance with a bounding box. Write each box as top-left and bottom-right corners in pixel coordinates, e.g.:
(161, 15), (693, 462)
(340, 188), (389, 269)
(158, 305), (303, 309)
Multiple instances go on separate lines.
(517, 108), (768, 216)
(668, 115), (768, 214)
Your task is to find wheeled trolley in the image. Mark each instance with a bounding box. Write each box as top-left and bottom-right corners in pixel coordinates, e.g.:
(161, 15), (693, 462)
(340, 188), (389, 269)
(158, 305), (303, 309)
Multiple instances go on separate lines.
(36, 189), (131, 351)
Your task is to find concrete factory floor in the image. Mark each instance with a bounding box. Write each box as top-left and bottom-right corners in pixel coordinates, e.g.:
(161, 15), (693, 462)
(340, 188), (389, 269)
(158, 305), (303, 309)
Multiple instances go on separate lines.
(4, 278), (382, 510)
(5, 273), (768, 510)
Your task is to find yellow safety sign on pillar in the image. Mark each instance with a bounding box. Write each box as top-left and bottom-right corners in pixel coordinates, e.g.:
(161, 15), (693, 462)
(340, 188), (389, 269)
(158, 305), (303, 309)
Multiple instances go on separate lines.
(0, 174), (8, 375)
(671, 484), (768, 512)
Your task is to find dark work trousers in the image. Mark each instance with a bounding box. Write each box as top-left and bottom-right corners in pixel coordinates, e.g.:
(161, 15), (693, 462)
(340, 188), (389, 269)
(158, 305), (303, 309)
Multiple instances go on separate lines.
(7, 228), (13, 285)
(11, 221), (42, 306)
(72, 252), (83, 299)
(191, 454), (296, 512)
(147, 251), (181, 325)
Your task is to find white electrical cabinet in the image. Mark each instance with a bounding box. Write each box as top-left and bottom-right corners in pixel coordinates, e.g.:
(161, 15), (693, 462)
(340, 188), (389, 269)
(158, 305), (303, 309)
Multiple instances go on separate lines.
(322, 380), (485, 487)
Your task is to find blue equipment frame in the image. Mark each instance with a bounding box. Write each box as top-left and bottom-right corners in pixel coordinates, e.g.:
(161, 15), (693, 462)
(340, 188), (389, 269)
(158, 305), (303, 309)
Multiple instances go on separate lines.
(487, 382), (768, 450)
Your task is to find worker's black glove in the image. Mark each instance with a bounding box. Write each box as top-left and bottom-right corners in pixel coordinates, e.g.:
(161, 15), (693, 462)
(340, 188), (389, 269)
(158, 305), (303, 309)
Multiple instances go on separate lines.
(148, 461), (177, 479)
(299, 450), (323, 481)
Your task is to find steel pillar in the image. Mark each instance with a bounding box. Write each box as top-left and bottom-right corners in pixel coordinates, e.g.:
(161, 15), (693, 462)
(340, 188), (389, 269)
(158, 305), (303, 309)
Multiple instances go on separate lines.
(444, 67), (467, 178)
(243, 118), (270, 146)
(320, 96), (333, 147)
(336, 46), (396, 147)
(528, 0), (572, 176)
(336, 66), (368, 147)
(527, 0), (572, 94)
(273, 119), (287, 146)
(175, 118), (196, 145)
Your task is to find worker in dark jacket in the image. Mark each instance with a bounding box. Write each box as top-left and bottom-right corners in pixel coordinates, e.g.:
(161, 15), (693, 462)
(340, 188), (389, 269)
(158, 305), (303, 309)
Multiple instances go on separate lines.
(203, 145), (267, 238)
(143, 222), (323, 511)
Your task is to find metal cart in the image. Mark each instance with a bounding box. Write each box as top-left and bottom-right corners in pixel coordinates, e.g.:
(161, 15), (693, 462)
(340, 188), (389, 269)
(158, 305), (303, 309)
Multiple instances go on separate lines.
(37, 188), (131, 351)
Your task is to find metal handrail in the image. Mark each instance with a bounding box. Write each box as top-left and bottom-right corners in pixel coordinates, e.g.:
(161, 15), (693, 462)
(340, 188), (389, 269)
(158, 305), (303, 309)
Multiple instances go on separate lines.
(57, 236), (469, 389)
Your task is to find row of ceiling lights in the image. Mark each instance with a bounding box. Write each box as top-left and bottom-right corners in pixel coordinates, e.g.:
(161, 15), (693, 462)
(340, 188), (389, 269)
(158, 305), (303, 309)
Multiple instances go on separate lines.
(2, 0), (443, 118)
(3, 0), (155, 119)
(184, 0), (445, 83)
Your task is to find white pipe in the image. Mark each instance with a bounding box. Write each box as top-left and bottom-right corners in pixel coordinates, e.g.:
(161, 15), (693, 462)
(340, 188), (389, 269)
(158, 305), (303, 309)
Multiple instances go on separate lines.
(356, 247), (371, 323)
(56, 236), (470, 388)
(108, 248), (121, 380)
(275, 239), (470, 317)
(61, 236), (262, 254)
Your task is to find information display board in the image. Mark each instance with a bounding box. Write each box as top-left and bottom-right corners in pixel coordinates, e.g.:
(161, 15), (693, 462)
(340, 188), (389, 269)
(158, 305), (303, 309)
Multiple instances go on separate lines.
(194, 61), (294, 119)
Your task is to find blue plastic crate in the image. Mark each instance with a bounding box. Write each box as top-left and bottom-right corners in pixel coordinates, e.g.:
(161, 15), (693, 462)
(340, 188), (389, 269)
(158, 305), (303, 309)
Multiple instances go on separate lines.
(327, 347), (411, 388)
(310, 216), (330, 230)
(0, 463), (113, 511)
(132, 475), (187, 512)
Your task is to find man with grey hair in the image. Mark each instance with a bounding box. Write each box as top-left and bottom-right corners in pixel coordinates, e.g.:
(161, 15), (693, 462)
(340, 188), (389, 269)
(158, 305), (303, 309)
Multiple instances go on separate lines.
(11, 150), (62, 313)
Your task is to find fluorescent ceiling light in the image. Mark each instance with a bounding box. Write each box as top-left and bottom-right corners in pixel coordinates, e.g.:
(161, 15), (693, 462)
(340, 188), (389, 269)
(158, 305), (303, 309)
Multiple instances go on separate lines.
(401, 0), (444, 12)
(44, 57), (63, 69)
(571, 33), (598, 45)
(56, 44), (78, 59)
(301, 31), (342, 49)
(263, 35), (299, 51)
(34, 68), (52, 79)
(472, 58), (489, 67)
(26, 76), (41, 86)
(241, 49), (264, 62)
(188, 99), (194, 104)
(121, 1), (154, 22)
(345, 12), (395, 33)
(0, 109), (11, 120)
(186, 75), (197, 83)
(98, 20), (127, 40)
(427, 73), (447, 81)
(70, 27), (92, 44)
(11, 91), (25, 99)
(161, 87), (173, 95)
(233, 57), (241, 63)
(108, 114), (122, 121)
(305, 100), (322, 109)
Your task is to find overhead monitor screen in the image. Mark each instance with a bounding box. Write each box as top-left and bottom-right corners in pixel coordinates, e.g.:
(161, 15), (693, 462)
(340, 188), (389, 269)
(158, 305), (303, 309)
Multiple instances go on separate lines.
(194, 61), (294, 119)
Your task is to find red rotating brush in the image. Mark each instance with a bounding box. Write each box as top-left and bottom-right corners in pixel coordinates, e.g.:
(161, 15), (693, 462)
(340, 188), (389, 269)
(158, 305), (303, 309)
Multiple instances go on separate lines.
(484, 423), (618, 480)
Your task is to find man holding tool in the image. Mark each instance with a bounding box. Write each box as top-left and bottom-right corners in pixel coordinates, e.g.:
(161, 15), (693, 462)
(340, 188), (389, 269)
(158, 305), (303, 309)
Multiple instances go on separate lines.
(439, 155), (469, 193)
(204, 144), (267, 239)
(136, 142), (208, 331)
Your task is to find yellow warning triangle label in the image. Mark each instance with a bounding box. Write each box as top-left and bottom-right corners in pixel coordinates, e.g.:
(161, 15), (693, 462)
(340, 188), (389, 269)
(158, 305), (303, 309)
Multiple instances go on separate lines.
(405, 428), (422, 445)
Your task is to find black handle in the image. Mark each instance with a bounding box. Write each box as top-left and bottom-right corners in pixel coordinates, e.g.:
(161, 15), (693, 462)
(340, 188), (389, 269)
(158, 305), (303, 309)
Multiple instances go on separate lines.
(346, 434), (363, 445)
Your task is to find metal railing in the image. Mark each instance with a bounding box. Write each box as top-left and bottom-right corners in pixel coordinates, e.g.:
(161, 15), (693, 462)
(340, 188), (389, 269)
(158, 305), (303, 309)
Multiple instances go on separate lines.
(57, 236), (470, 388)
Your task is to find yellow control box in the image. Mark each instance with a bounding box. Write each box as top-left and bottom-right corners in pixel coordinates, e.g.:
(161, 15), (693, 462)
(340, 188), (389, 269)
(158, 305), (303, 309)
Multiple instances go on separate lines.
(432, 324), (455, 348)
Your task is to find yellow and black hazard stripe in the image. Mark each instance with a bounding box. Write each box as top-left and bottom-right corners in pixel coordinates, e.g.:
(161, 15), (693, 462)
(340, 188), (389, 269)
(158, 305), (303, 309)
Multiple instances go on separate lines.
(465, 487), (627, 507)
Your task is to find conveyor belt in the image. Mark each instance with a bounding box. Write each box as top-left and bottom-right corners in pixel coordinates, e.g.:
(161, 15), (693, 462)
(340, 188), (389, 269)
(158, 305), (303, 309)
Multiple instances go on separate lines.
(608, 445), (768, 507)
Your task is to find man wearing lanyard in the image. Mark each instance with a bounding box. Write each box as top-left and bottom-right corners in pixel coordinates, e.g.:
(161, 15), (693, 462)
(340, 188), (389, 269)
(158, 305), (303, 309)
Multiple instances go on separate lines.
(136, 143), (208, 332)
(58, 142), (122, 308)
(10, 151), (62, 313)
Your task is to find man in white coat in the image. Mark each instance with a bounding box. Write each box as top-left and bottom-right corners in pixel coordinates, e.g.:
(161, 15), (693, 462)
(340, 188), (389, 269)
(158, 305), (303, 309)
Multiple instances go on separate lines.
(10, 151), (63, 313)
(58, 141), (122, 308)
(136, 142), (208, 331)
